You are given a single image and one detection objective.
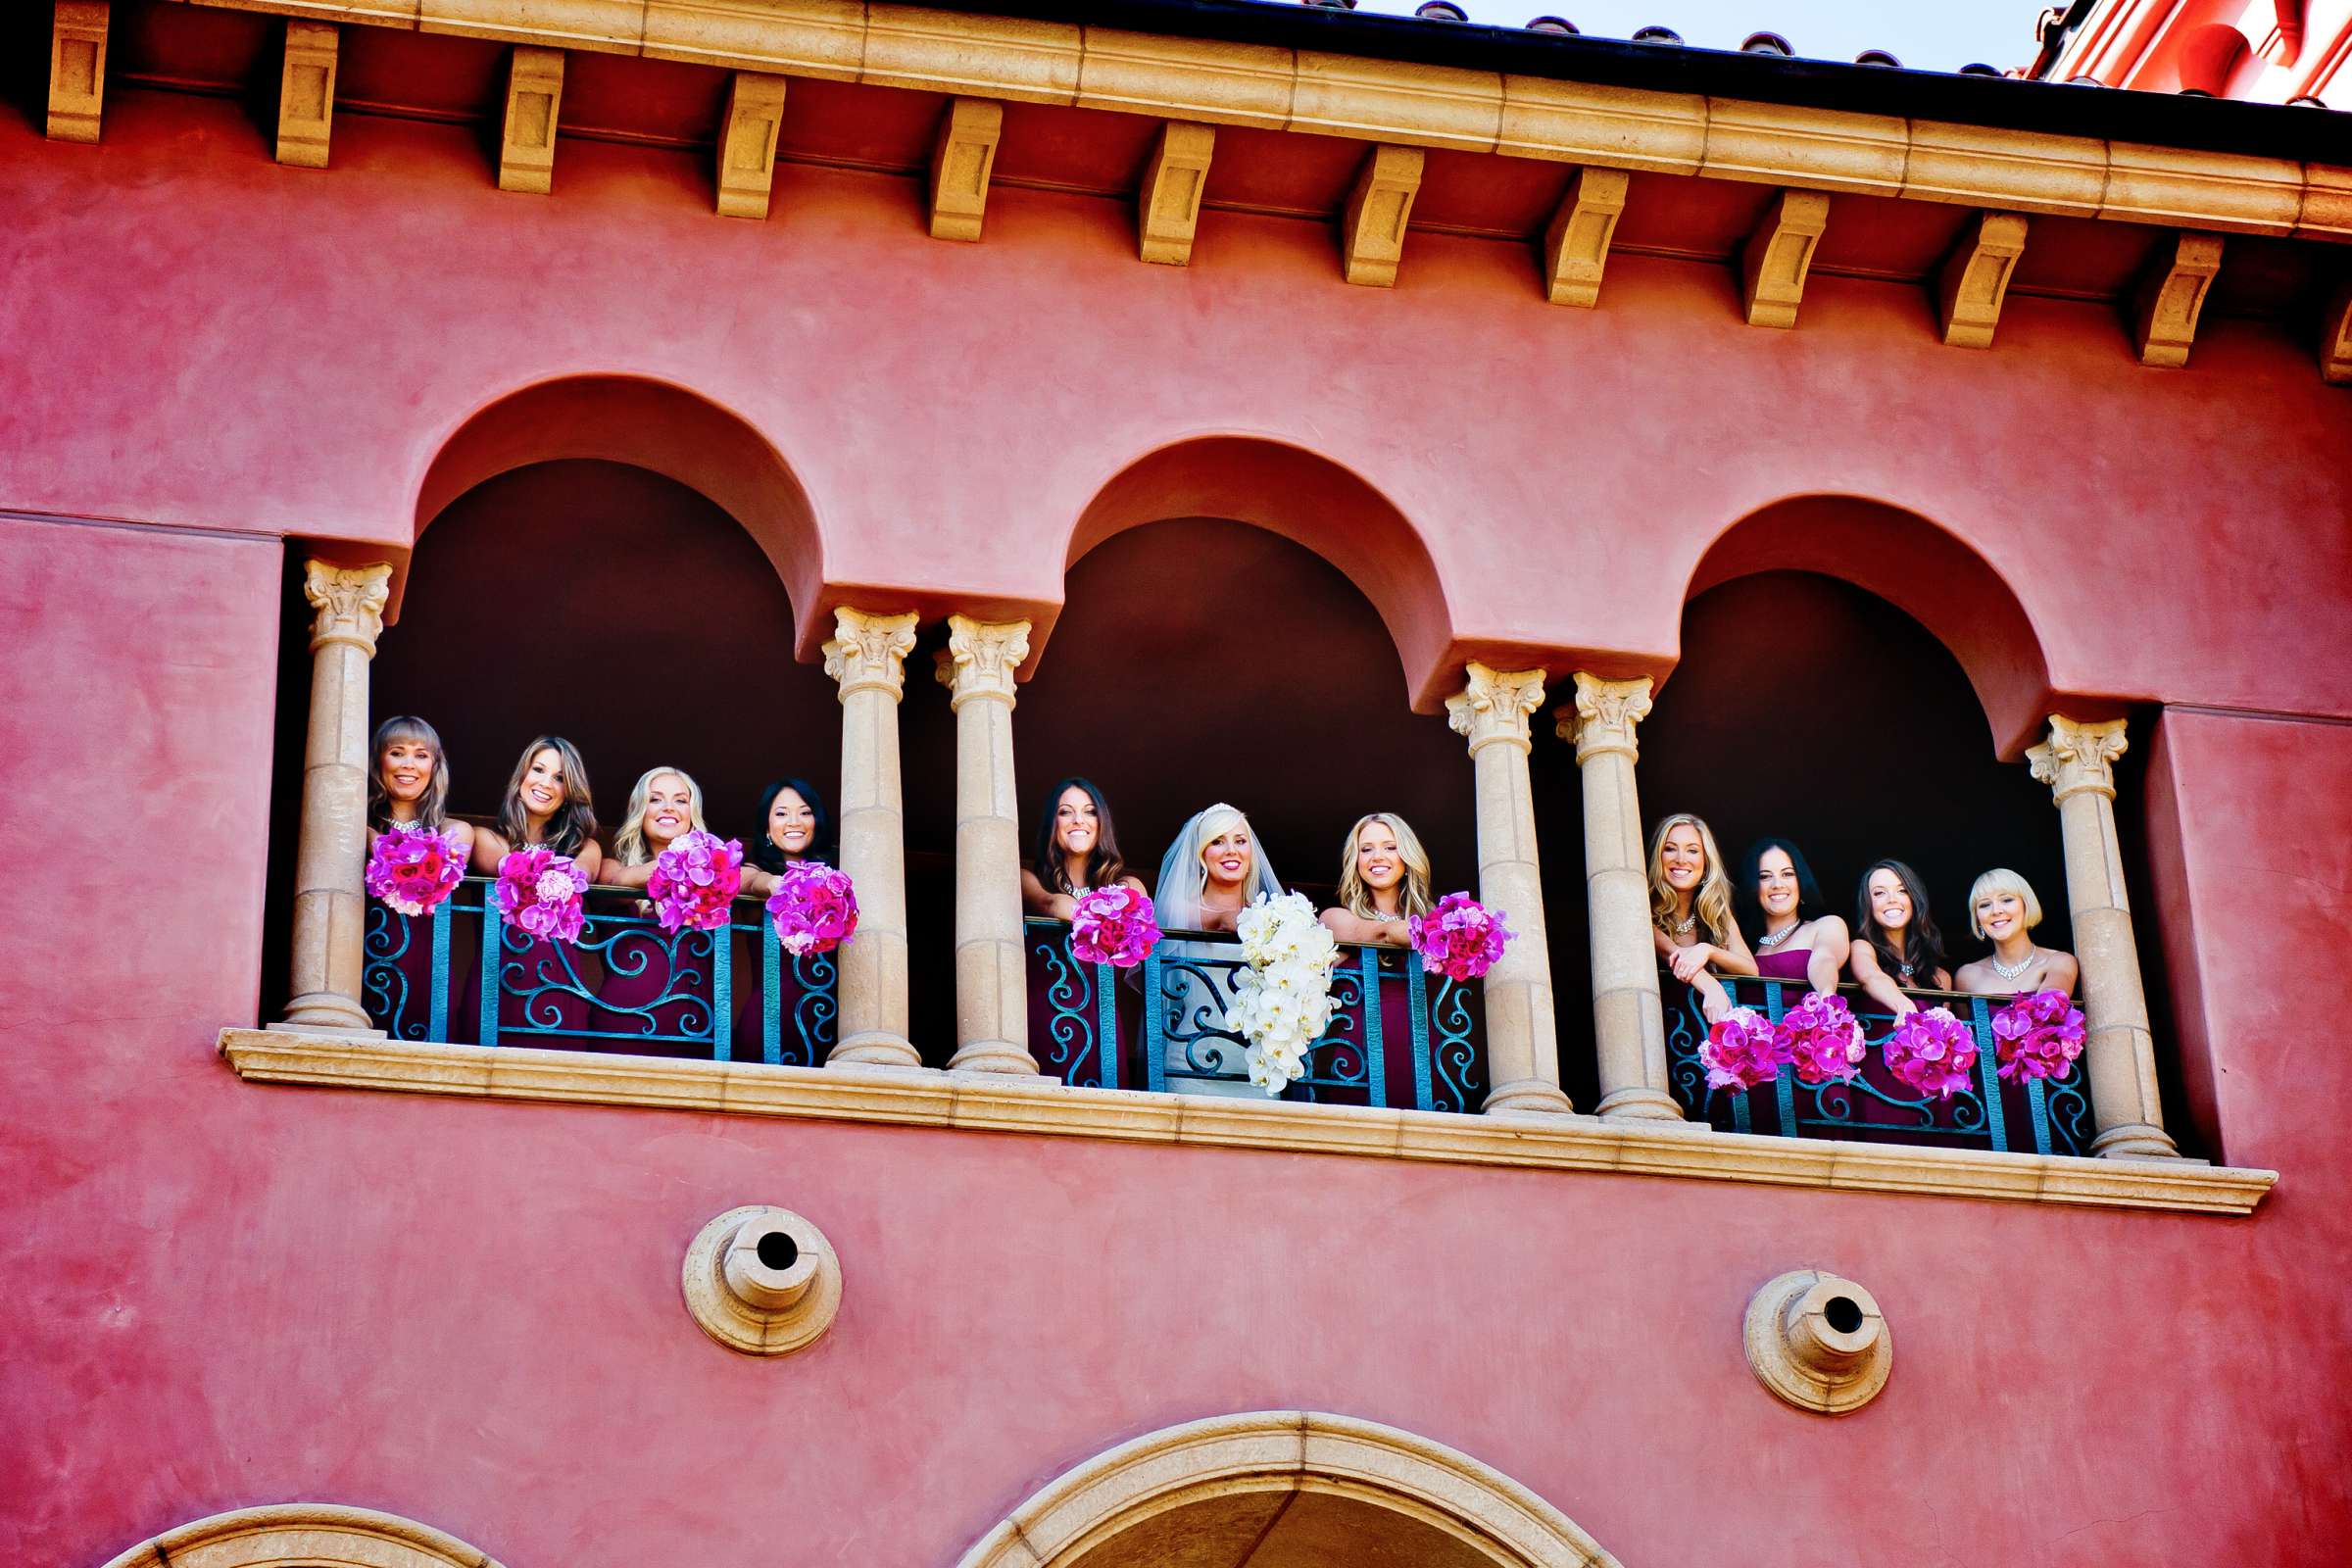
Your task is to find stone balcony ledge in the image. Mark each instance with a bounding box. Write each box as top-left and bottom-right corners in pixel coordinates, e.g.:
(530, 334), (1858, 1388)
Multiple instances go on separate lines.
(220, 1028), (2278, 1215)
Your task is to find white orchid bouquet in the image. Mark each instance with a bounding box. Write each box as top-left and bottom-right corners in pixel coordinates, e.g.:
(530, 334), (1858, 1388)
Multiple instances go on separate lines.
(1225, 891), (1340, 1096)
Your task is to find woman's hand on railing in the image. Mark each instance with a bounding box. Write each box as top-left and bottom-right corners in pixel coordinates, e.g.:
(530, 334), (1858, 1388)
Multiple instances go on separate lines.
(1847, 941), (1920, 1016)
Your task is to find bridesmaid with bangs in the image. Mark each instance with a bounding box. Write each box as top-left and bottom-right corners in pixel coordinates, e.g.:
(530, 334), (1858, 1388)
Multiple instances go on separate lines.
(363, 715), (474, 1040)
(368, 715), (474, 857)
(472, 736), (602, 1040)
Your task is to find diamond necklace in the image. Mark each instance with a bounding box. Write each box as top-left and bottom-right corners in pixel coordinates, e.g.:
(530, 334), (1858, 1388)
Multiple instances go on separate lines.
(1673, 913), (1696, 937)
(1990, 947), (2039, 980)
(1757, 921), (1801, 950)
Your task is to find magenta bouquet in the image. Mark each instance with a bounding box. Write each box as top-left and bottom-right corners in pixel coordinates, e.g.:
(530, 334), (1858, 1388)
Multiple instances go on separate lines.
(1777, 991), (1865, 1085)
(1069, 884), (1160, 968)
(495, 846), (590, 945)
(1701, 1005), (1787, 1092)
(647, 830), (743, 934)
(1884, 1004), (1979, 1100)
(1992, 989), (2086, 1083)
(365, 825), (466, 918)
(1407, 892), (1513, 983)
(765, 861), (858, 956)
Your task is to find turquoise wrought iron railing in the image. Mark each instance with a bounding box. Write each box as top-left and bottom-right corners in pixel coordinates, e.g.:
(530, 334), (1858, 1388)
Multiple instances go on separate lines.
(1024, 916), (1485, 1111)
(1662, 972), (2090, 1156)
(362, 876), (837, 1065)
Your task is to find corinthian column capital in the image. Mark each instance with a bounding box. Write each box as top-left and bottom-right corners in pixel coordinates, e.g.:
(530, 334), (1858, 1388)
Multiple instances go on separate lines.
(303, 562), (392, 655)
(1557, 672), (1653, 763)
(1445, 662), (1546, 756)
(2028, 714), (2128, 803)
(933, 614), (1030, 710)
(823, 608), (919, 702)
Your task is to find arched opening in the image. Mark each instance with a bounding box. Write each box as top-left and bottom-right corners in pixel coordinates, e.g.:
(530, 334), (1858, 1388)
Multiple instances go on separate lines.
(1018, 517), (1469, 901)
(408, 375), (826, 646)
(956, 1410), (1621, 1568)
(99, 1502), (504, 1568)
(376, 459), (834, 844)
(1013, 442), (1476, 1101)
(1638, 569), (2070, 958)
(270, 426), (849, 1059)
(1679, 496), (2057, 760)
(1062, 438), (1459, 710)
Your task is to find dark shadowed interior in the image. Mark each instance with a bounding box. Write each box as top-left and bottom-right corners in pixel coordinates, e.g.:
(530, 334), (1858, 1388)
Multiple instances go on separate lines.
(336, 473), (2149, 1091)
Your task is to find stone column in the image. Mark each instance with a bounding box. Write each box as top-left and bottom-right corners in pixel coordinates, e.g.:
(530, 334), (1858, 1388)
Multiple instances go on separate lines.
(1445, 663), (1577, 1116)
(935, 614), (1038, 1075)
(2027, 714), (2182, 1160)
(1558, 673), (1681, 1121)
(276, 561), (393, 1035)
(823, 608), (921, 1068)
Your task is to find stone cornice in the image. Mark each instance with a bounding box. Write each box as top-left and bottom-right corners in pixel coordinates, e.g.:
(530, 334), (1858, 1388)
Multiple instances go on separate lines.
(174, 1), (2352, 242)
(220, 1029), (2279, 1216)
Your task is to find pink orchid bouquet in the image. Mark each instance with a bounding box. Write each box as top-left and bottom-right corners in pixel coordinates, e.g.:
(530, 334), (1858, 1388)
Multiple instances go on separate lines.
(1777, 991), (1866, 1085)
(1069, 884), (1160, 968)
(365, 824), (466, 918)
(765, 860), (858, 956)
(1700, 1005), (1787, 1092)
(1407, 891), (1513, 983)
(647, 830), (744, 934)
(1992, 989), (2086, 1083)
(494, 846), (590, 945)
(1884, 1004), (1980, 1100)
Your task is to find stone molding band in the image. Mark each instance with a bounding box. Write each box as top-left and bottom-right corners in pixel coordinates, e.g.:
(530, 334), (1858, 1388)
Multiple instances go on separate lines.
(218, 1029), (2278, 1215)
(172, 1), (2352, 243)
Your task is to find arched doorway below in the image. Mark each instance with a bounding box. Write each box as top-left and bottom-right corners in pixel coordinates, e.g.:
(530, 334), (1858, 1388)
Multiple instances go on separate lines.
(957, 1411), (1620, 1568)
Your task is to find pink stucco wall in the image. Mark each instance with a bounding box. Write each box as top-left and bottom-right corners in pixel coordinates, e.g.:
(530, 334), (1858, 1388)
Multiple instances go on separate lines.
(4, 89), (2349, 731)
(7, 79), (2352, 1567)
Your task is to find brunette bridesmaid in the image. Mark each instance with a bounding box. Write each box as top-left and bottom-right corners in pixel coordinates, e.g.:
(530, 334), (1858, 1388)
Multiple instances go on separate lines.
(1953, 868), (2080, 997)
(472, 736), (602, 877)
(470, 736), (602, 1040)
(1848, 858), (1952, 1013)
(741, 776), (837, 897)
(1022, 777), (1146, 918)
(1739, 837), (1849, 997)
(1646, 812), (1755, 1023)
(736, 776), (839, 1063)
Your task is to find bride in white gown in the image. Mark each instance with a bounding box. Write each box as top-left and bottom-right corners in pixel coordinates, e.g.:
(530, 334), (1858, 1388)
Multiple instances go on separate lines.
(1152, 803), (1284, 1097)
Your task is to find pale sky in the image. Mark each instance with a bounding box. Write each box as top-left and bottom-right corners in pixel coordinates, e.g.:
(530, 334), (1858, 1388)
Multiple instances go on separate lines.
(1343, 1), (2049, 74)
